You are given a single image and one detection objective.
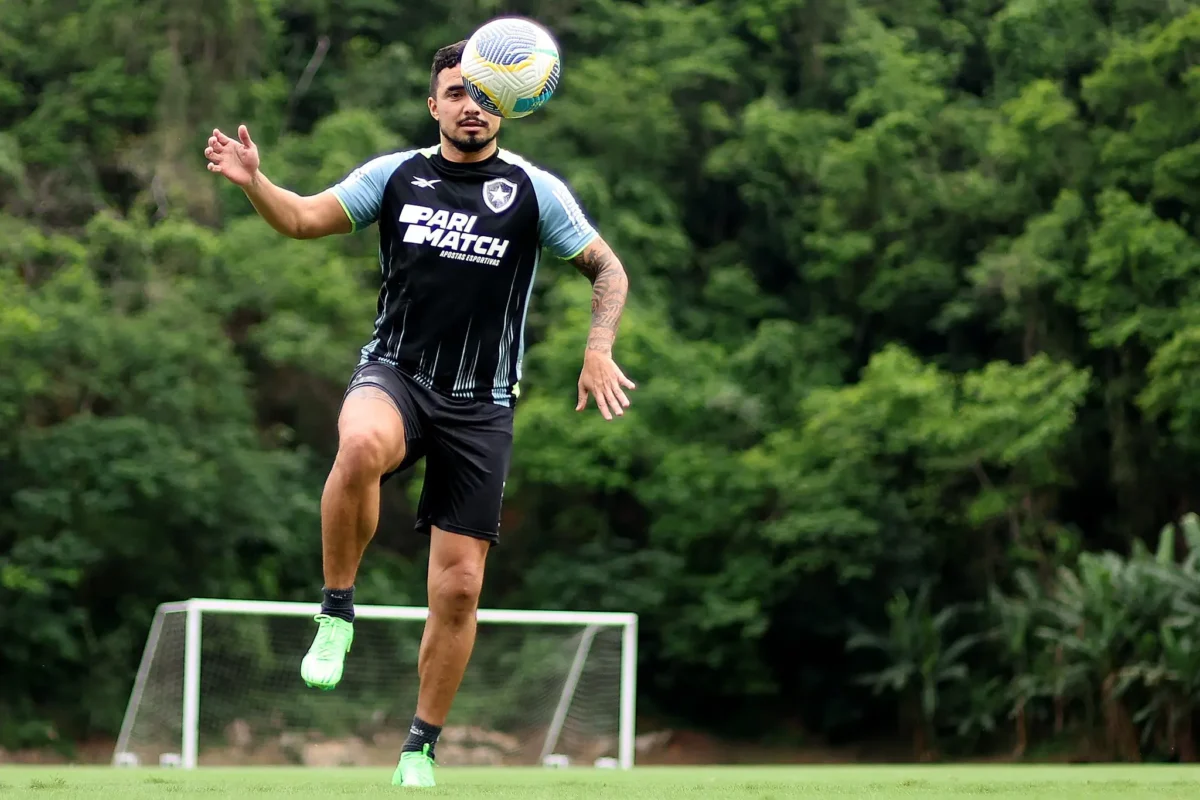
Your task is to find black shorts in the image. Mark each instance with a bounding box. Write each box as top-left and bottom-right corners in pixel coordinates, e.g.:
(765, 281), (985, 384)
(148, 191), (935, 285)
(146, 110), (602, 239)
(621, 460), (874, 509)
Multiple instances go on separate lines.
(342, 361), (514, 545)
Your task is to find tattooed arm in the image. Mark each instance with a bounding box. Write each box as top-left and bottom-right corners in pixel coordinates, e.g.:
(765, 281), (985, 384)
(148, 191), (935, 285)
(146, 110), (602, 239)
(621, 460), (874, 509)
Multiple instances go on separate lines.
(570, 237), (636, 419)
(571, 237), (629, 354)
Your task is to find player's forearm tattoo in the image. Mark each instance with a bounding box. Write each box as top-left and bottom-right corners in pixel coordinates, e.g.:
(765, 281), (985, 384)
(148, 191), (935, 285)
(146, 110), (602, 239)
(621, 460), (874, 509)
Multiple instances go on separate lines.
(572, 239), (628, 353)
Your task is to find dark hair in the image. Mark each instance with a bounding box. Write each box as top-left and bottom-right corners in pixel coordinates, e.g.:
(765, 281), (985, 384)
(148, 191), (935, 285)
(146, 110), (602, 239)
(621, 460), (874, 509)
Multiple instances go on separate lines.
(430, 40), (468, 98)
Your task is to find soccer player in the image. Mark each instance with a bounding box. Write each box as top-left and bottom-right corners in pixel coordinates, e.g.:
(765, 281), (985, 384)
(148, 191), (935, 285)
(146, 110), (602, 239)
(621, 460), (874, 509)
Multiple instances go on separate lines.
(203, 41), (634, 787)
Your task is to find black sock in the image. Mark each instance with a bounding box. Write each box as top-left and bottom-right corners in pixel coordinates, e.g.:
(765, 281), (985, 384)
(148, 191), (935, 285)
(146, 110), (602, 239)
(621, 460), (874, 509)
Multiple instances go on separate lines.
(321, 586), (355, 623)
(402, 715), (442, 760)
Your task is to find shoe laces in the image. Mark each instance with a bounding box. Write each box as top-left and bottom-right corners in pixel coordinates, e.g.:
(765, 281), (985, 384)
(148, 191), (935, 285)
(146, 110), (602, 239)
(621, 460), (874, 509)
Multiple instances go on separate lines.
(404, 743), (434, 764)
(312, 615), (343, 658)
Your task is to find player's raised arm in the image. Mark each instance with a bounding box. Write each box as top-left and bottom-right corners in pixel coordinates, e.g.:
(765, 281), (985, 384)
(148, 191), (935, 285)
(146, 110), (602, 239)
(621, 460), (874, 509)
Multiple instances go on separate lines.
(204, 124), (351, 239)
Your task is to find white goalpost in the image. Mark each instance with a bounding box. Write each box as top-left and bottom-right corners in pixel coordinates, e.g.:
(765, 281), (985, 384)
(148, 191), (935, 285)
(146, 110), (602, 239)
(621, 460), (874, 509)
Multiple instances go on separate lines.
(112, 599), (638, 771)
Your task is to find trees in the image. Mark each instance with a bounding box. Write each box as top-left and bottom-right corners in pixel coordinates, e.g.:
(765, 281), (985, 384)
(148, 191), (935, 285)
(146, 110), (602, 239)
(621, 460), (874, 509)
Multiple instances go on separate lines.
(850, 516), (1200, 761)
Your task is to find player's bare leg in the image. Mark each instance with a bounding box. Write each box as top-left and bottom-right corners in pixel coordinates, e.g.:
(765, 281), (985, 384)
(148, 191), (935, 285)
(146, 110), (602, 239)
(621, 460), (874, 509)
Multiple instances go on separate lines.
(393, 528), (489, 787)
(302, 387), (406, 691)
(418, 528), (489, 721)
(322, 387), (406, 586)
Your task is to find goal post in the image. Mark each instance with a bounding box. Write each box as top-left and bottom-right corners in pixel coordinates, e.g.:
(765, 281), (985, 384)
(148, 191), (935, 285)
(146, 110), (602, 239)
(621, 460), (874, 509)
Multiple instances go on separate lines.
(112, 598), (638, 770)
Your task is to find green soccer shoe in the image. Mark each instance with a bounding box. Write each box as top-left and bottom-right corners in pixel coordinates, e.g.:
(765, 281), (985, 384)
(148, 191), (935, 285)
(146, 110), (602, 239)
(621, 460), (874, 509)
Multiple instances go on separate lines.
(300, 614), (353, 690)
(392, 744), (436, 787)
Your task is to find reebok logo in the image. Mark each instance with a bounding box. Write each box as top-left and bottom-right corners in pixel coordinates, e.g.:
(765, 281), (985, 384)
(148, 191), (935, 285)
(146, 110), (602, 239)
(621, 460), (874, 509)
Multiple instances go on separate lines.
(399, 204), (510, 266)
(553, 185), (590, 236)
(411, 177), (440, 189)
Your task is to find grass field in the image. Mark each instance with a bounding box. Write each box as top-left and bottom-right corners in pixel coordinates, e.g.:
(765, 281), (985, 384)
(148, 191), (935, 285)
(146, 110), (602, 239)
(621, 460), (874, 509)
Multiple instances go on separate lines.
(2, 765), (1200, 799)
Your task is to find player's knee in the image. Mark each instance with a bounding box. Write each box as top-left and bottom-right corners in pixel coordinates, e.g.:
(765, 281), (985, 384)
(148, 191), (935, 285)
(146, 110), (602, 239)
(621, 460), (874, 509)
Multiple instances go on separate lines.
(335, 426), (398, 480)
(431, 564), (483, 618)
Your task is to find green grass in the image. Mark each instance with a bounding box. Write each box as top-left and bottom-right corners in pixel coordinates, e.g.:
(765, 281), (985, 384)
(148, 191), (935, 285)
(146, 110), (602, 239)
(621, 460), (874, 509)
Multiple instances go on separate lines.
(1, 765), (1200, 799)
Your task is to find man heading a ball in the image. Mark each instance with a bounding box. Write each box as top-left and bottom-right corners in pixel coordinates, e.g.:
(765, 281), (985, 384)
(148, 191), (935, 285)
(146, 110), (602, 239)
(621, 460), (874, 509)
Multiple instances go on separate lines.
(203, 38), (633, 787)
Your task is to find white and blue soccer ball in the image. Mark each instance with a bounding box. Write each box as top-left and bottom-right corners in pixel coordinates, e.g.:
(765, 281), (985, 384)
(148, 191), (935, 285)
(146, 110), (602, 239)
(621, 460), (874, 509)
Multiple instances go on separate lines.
(460, 17), (561, 119)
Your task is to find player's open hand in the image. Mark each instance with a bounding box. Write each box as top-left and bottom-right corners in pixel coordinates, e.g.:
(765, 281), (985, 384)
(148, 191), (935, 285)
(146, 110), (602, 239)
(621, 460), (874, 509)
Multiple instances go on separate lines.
(576, 350), (635, 421)
(204, 125), (260, 186)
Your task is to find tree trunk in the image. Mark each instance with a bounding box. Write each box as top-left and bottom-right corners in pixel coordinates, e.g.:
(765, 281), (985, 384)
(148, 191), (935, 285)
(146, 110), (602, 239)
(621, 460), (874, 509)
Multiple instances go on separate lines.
(1102, 674), (1118, 759)
(1054, 643), (1067, 734)
(1102, 673), (1141, 762)
(1014, 700), (1028, 758)
(914, 723), (937, 763)
(907, 694), (934, 762)
(1179, 710), (1195, 763)
(1120, 703), (1142, 762)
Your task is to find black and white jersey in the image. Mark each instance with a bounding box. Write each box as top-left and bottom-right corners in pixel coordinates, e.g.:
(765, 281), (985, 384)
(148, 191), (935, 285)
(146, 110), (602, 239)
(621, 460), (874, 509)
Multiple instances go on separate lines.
(329, 146), (597, 408)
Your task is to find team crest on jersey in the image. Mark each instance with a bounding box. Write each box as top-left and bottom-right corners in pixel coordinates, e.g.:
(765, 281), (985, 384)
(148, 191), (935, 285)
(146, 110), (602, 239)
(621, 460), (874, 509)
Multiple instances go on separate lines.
(482, 178), (518, 213)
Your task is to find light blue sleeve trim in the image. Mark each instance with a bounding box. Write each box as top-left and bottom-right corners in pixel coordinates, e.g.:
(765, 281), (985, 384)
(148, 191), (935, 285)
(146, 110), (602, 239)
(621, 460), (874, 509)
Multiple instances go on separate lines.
(329, 150), (418, 231)
(526, 166), (599, 261)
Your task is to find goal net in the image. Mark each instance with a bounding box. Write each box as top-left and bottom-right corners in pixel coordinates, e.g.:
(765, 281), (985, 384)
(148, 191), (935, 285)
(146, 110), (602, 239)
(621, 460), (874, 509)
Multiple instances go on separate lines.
(112, 599), (637, 770)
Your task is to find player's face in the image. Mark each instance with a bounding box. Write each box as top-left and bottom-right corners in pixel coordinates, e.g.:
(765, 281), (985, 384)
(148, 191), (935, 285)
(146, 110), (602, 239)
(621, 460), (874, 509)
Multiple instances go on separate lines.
(428, 66), (501, 155)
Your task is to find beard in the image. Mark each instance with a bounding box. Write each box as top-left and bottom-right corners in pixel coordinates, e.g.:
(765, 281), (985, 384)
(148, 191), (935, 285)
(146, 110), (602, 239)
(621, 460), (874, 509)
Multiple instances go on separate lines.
(443, 122), (497, 153)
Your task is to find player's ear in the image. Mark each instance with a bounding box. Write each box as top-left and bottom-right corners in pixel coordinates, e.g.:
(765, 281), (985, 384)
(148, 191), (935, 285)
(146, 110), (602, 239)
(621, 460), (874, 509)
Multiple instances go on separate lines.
(427, 96), (438, 120)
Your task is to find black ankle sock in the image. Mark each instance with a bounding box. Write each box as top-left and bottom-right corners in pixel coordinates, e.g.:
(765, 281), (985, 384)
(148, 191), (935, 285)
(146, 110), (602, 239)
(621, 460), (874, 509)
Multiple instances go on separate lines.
(402, 715), (442, 759)
(321, 586), (355, 623)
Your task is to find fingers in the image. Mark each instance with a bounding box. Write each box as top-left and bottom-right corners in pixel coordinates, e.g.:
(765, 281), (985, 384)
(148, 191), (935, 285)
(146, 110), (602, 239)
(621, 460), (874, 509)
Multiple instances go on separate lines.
(577, 354), (638, 421)
(207, 129), (230, 170)
(208, 127), (250, 156)
(577, 374), (634, 421)
(593, 386), (613, 421)
(611, 383), (631, 411)
(206, 125), (249, 174)
(609, 366), (635, 408)
(577, 377), (614, 421)
(605, 363), (635, 417)
(605, 382), (628, 418)
(589, 377), (621, 420)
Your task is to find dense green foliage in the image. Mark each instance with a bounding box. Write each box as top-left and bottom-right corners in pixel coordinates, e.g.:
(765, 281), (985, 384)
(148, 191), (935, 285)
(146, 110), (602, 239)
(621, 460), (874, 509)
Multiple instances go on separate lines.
(5, 0), (1200, 762)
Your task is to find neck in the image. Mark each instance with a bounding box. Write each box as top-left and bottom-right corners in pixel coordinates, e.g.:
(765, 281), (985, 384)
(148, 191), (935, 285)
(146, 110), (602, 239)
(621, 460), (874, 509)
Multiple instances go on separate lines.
(440, 136), (498, 163)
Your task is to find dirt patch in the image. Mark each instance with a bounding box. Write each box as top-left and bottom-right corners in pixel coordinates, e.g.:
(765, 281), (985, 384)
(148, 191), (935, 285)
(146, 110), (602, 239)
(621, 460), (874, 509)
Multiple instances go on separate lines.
(0, 737), (117, 765)
(1, 727), (866, 767)
(636, 729), (861, 766)
(4, 724), (1108, 768)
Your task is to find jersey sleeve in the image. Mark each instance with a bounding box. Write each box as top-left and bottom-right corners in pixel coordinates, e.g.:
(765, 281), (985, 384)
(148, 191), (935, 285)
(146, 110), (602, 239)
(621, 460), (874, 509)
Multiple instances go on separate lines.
(329, 151), (416, 232)
(527, 168), (599, 260)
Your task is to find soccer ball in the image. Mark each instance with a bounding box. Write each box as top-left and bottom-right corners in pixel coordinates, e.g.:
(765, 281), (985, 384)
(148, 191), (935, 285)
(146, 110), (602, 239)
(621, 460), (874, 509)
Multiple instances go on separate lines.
(460, 18), (561, 119)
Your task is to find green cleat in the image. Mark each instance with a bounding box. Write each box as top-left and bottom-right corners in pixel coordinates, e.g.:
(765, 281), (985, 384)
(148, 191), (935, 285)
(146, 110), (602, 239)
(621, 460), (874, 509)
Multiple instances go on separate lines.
(392, 743), (436, 787)
(300, 614), (353, 690)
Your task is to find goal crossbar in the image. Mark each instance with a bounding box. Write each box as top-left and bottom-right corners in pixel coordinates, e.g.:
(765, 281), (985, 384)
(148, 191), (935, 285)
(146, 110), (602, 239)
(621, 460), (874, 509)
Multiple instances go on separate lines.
(183, 597), (638, 626)
(114, 598), (639, 771)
